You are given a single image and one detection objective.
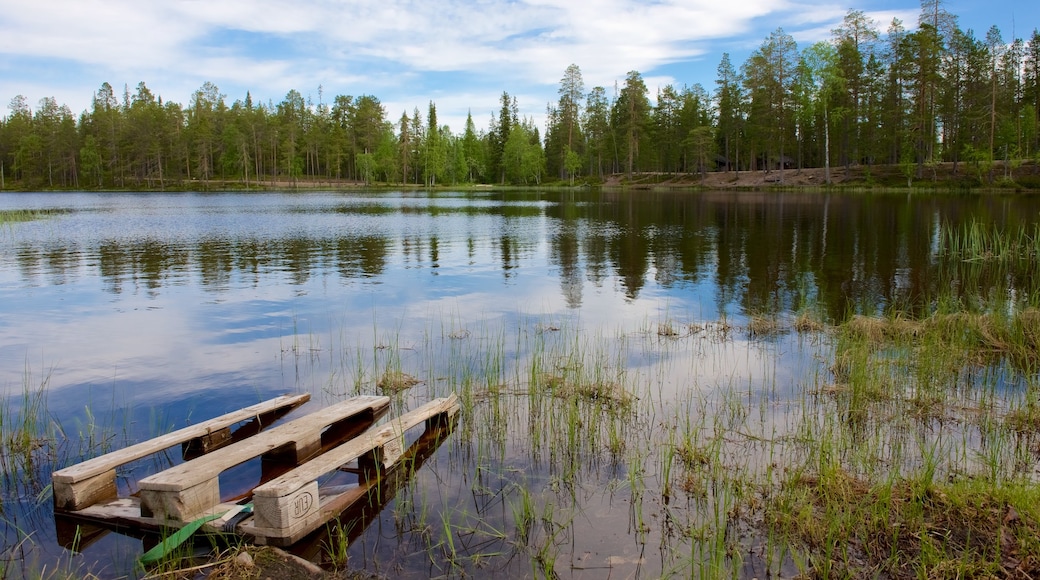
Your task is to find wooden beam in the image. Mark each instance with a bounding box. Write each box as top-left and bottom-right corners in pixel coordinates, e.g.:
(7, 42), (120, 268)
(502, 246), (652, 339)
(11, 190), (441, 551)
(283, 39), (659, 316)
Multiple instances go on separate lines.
(138, 396), (390, 522)
(249, 395), (459, 542)
(283, 417), (458, 555)
(53, 393), (310, 511)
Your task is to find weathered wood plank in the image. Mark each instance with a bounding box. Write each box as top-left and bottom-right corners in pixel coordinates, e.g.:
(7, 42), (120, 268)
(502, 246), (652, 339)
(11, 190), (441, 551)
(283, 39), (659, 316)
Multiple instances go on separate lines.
(277, 417), (457, 554)
(250, 395), (459, 540)
(52, 393), (310, 511)
(53, 469), (119, 515)
(243, 485), (369, 546)
(139, 395), (390, 521)
(57, 497), (248, 544)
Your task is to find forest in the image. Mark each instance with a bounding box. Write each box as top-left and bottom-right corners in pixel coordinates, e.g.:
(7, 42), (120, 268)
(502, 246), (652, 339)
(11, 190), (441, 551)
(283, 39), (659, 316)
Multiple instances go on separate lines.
(1, 3), (1039, 190)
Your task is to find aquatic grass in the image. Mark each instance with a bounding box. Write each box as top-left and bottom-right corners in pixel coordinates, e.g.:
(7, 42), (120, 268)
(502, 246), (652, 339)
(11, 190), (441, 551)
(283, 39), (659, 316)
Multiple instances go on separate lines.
(0, 531), (107, 580)
(839, 309), (1040, 373)
(0, 366), (59, 496)
(21, 299), (1040, 578)
(0, 208), (66, 227)
(793, 311), (827, 334)
(510, 485), (536, 547)
(770, 467), (1040, 578)
(746, 314), (785, 339)
(760, 306), (1040, 578)
(940, 220), (1040, 263)
(376, 370), (421, 394)
(321, 518), (356, 569)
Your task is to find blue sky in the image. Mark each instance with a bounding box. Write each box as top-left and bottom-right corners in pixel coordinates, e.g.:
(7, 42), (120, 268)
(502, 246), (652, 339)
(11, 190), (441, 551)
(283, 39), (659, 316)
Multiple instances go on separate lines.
(0, 0), (1035, 134)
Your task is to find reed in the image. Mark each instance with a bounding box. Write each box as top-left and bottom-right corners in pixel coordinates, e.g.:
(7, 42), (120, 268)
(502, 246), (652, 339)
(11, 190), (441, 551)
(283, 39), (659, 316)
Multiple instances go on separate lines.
(0, 366), (58, 495)
(0, 208), (65, 225)
(14, 298), (1040, 578)
(940, 220), (1040, 263)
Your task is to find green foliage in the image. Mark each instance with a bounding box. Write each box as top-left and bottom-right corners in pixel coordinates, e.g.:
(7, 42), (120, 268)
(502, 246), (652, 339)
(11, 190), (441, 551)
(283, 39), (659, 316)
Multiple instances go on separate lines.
(502, 122), (545, 185)
(1, 5), (1039, 189)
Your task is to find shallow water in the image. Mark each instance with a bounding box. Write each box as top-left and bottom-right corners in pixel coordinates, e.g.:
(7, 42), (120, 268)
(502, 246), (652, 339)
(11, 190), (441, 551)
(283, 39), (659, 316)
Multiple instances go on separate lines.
(1, 190), (1038, 578)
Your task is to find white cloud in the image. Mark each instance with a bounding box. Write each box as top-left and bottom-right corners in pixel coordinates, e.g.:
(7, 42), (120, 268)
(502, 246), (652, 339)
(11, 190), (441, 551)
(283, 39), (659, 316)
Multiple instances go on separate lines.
(1, 0), (1021, 131)
(169, 0), (321, 33)
(0, 1), (193, 67)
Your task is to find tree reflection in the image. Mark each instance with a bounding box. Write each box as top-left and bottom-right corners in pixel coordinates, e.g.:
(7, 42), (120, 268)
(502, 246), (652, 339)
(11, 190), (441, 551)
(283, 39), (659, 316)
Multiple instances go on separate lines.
(7, 192), (1038, 321)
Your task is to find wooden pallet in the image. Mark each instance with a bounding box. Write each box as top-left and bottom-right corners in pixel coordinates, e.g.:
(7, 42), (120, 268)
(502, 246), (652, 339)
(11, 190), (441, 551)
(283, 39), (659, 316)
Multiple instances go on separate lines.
(137, 396), (390, 522)
(53, 394), (459, 552)
(53, 393), (310, 511)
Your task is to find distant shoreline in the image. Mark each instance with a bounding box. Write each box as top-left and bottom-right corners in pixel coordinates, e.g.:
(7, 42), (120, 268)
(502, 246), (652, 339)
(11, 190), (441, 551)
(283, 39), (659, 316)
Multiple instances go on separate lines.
(2, 161), (1038, 194)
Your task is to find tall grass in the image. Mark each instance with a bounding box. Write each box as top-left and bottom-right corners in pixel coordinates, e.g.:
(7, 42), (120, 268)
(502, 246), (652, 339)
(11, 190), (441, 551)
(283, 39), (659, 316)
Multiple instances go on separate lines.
(0, 209), (45, 225)
(940, 220), (1040, 263)
(10, 301), (1040, 578)
(0, 367), (57, 495)
(0, 209), (66, 230)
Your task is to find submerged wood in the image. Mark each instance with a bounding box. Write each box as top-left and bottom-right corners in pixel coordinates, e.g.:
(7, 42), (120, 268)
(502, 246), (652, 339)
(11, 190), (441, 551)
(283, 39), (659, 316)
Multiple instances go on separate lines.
(52, 393), (311, 511)
(53, 394), (458, 555)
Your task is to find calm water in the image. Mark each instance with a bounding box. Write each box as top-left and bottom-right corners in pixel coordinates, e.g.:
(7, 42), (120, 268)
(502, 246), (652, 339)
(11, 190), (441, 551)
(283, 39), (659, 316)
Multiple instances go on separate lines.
(1, 190), (1038, 578)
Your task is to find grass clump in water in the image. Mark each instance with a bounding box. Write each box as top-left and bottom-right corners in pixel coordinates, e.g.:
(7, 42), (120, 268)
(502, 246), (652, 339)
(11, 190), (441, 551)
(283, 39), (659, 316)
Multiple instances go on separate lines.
(549, 377), (634, 412)
(0, 208), (67, 228)
(940, 220), (1040, 263)
(0, 368), (58, 495)
(746, 314), (785, 338)
(769, 468), (1040, 578)
(840, 309), (1040, 371)
(376, 370), (421, 394)
(763, 305), (1040, 578)
(793, 311), (827, 333)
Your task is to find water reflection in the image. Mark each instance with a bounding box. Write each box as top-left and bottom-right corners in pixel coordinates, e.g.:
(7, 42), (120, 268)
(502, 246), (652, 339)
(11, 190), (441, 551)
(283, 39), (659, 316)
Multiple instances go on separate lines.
(3, 190), (1039, 578)
(5, 191), (1036, 320)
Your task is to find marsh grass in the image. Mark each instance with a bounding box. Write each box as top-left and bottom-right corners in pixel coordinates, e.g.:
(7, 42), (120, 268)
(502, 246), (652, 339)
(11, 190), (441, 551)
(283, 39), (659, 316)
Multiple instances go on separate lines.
(770, 468), (1040, 577)
(793, 311), (826, 334)
(541, 373), (634, 412)
(11, 303), (1040, 579)
(1, 369), (123, 580)
(746, 314), (785, 339)
(941, 220), (1040, 263)
(759, 305), (1040, 578)
(840, 309), (1040, 372)
(1, 368), (59, 496)
(0, 209), (65, 226)
(376, 370), (421, 394)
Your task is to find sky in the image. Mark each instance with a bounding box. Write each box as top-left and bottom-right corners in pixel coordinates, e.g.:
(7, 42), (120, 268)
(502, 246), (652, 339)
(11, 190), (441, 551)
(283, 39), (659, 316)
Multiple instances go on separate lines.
(0, 0), (1035, 134)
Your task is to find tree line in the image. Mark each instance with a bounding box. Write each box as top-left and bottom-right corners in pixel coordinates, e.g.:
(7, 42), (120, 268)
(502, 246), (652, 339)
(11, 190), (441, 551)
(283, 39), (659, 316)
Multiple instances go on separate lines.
(2, 1), (1039, 190)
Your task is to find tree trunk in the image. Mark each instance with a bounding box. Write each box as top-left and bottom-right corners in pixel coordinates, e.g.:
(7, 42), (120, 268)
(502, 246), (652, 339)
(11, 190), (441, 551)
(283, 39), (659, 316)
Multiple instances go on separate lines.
(824, 106), (831, 185)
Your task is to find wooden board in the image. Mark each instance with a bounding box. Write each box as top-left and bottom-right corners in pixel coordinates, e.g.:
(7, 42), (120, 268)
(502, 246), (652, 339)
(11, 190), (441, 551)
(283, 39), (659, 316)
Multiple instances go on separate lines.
(249, 394), (459, 543)
(52, 393), (310, 511)
(57, 497), (249, 541)
(283, 417), (457, 556)
(138, 395), (390, 522)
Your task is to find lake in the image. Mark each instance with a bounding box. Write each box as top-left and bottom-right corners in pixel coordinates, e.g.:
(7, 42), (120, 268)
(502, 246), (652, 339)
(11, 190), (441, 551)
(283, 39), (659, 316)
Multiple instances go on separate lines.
(1, 190), (1038, 578)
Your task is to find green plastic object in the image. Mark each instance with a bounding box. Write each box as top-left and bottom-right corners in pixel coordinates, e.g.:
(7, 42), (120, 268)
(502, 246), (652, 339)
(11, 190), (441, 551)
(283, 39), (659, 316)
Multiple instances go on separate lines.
(138, 513), (222, 566)
(137, 502), (253, 566)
